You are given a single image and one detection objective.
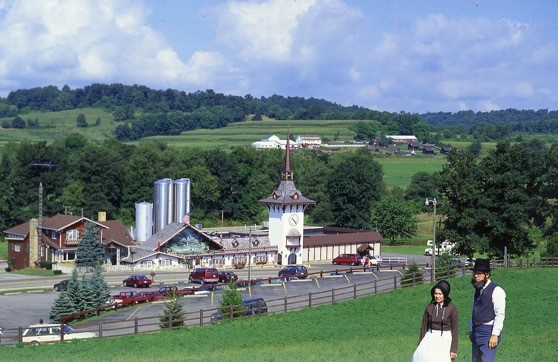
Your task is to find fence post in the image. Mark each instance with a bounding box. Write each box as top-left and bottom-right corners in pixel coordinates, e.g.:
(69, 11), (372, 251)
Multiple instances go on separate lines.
(353, 284), (357, 299)
(98, 322), (102, 338)
(168, 315), (173, 329)
(332, 288), (335, 303)
(320, 270), (323, 278)
(393, 276), (397, 290)
(374, 279), (377, 295)
(135, 317), (139, 334)
(229, 304), (234, 319)
(309, 292), (312, 307)
(284, 296), (288, 313)
(60, 322), (65, 342)
(18, 326), (23, 343)
(200, 309), (204, 326)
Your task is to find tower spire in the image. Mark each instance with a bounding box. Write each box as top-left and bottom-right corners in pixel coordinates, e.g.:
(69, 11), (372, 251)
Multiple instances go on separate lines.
(282, 133), (293, 180)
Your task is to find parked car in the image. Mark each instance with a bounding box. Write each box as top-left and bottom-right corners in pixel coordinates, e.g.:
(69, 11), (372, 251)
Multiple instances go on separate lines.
(53, 279), (69, 292)
(369, 256), (382, 266)
(122, 274), (152, 288)
(210, 297), (268, 322)
(21, 324), (96, 344)
(188, 268), (219, 284)
(332, 254), (361, 266)
(112, 291), (153, 306)
(218, 271), (238, 283)
(278, 265), (308, 279)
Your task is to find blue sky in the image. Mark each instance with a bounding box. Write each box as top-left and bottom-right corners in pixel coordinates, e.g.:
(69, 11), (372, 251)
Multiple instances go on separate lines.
(0, 0), (557, 113)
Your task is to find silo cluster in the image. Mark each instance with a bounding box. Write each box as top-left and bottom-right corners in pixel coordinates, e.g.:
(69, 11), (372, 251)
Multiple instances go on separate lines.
(135, 178), (191, 241)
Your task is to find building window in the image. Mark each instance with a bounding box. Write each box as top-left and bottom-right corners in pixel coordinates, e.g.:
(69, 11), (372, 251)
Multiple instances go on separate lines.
(66, 229), (80, 242)
(13, 244), (21, 252)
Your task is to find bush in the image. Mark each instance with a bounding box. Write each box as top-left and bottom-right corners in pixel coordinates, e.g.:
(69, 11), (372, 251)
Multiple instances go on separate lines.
(5, 267), (12, 272)
(53, 270), (62, 275)
(39, 261), (54, 270)
(401, 262), (423, 287)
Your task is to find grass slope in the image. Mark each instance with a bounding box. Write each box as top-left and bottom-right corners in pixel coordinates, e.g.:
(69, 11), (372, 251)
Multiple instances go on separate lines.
(2, 268), (556, 361)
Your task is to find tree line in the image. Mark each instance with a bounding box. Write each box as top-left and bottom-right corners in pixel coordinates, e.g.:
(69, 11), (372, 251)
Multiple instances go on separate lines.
(3, 84), (558, 142)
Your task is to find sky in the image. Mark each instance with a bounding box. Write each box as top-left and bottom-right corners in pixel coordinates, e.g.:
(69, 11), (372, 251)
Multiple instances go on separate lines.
(0, 0), (557, 113)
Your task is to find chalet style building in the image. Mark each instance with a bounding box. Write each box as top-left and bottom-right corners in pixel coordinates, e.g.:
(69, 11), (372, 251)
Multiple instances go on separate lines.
(3, 213), (134, 271)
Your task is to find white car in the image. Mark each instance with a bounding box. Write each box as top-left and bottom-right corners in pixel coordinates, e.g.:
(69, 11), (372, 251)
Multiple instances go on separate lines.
(369, 256), (382, 266)
(22, 324), (96, 344)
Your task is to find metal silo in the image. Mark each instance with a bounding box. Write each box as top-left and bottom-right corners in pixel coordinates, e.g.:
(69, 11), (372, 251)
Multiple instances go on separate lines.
(173, 178), (191, 223)
(135, 202), (153, 242)
(153, 179), (172, 233)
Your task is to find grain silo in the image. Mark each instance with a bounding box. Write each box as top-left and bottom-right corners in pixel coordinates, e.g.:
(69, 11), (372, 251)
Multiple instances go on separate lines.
(153, 178), (172, 233)
(135, 202), (153, 242)
(173, 178), (191, 223)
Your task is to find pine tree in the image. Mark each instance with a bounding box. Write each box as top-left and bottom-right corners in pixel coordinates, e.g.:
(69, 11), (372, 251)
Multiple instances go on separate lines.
(89, 265), (111, 307)
(66, 269), (87, 312)
(76, 222), (105, 269)
(80, 274), (96, 311)
(159, 294), (185, 329)
(401, 262), (424, 287)
(49, 290), (76, 323)
(218, 281), (245, 319)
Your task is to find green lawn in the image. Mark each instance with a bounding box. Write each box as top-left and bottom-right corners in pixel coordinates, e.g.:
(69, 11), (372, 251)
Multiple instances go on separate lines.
(1, 268), (556, 361)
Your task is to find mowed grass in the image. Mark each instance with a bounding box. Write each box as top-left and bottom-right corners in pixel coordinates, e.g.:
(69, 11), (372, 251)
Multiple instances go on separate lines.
(1, 268), (556, 361)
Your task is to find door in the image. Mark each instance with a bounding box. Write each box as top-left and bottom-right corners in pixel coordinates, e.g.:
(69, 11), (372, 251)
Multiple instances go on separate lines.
(288, 253), (297, 265)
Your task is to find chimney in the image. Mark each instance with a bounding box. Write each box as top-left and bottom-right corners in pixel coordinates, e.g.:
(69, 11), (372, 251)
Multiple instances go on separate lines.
(98, 211), (106, 222)
(29, 218), (39, 268)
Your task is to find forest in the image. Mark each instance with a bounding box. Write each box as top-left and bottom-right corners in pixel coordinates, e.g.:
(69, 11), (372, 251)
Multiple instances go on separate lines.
(2, 84), (558, 142)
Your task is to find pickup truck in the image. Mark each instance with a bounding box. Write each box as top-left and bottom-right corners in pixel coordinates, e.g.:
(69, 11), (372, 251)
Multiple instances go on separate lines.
(112, 291), (154, 307)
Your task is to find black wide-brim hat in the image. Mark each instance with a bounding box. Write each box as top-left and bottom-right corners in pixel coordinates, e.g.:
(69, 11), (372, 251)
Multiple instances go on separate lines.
(472, 258), (491, 272)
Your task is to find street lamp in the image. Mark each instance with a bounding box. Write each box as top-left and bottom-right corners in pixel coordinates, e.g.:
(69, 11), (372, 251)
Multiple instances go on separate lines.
(425, 198), (437, 282)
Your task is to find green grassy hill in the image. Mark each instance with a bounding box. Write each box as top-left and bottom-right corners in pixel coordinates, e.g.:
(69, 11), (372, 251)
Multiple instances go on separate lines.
(1, 268), (556, 361)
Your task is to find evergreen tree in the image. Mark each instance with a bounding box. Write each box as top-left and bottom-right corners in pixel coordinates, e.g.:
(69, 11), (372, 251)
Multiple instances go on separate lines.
(76, 113), (88, 127)
(401, 262), (423, 287)
(218, 281), (244, 319)
(80, 274), (96, 311)
(49, 290), (76, 323)
(76, 222), (105, 269)
(89, 265), (111, 307)
(66, 269), (87, 312)
(159, 294), (185, 329)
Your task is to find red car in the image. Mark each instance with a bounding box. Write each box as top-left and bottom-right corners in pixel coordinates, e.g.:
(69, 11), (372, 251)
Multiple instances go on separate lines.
(123, 274), (153, 288)
(218, 271), (238, 283)
(332, 254), (361, 266)
(188, 268), (219, 284)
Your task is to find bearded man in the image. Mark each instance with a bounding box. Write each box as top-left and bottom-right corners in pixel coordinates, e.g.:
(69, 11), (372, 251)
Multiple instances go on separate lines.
(469, 258), (506, 362)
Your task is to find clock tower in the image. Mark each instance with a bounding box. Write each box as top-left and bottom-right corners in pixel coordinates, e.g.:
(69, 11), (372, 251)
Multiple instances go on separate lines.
(259, 135), (315, 265)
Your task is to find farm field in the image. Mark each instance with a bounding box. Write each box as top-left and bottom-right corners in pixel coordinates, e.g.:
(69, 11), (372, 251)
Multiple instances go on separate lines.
(1, 268), (555, 361)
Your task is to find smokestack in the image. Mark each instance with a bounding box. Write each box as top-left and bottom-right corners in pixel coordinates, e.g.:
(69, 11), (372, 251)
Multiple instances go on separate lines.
(29, 218), (39, 268)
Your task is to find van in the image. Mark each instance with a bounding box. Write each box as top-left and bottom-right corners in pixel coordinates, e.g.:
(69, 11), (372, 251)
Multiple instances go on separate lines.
(188, 268), (219, 284)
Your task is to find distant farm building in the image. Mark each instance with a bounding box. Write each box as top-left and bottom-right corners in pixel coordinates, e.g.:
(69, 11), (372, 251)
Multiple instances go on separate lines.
(252, 135), (297, 150)
(386, 135), (418, 143)
(296, 134), (322, 148)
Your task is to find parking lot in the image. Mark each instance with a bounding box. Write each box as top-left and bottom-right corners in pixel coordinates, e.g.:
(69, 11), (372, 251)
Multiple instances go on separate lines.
(0, 262), (412, 330)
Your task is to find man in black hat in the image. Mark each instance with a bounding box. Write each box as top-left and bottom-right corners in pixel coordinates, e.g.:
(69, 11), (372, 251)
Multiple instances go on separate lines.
(469, 258), (506, 361)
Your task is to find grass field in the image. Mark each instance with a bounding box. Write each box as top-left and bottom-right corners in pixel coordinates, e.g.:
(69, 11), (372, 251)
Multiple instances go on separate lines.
(1, 268), (555, 361)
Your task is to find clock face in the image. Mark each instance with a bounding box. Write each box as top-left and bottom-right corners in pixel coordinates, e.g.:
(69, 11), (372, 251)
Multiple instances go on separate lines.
(288, 214), (300, 226)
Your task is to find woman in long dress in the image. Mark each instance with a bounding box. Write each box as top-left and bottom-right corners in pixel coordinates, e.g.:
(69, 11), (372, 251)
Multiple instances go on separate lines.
(412, 280), (458, 361)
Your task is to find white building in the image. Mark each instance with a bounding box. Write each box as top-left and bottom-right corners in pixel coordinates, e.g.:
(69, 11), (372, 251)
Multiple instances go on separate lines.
(296, 134), (322, 148)
(386, 135), (418, 143)
(252, 135), (297, 150)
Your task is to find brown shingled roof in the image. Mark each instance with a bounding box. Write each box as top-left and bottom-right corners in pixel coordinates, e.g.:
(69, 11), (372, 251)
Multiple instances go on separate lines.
(99, 220), (135, 246)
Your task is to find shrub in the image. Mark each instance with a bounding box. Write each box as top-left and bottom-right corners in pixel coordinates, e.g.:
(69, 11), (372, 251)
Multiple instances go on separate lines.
(39, 261), (54, 270)
(401, 262), (423, 287)
(218, 281), (245, 319)
(53, 270), (62, 275)
(159, 293), (185, 329)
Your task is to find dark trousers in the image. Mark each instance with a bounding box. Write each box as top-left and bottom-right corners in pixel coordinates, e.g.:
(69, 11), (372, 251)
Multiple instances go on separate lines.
(472, 324), (501, 362)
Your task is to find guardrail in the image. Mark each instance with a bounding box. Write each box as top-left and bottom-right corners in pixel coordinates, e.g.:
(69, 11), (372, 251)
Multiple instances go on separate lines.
(0, 257), (555, 345)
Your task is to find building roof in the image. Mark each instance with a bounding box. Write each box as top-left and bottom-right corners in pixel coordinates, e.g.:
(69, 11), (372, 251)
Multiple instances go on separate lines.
(99, 220), (135, 247)
(138, 222), (223, 252)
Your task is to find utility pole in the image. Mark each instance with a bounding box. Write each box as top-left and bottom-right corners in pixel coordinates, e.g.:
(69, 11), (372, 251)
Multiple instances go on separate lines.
(425, 198), (437, 282)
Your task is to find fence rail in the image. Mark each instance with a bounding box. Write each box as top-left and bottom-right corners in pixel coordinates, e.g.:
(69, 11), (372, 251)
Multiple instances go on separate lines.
(1, 257), (556, 345)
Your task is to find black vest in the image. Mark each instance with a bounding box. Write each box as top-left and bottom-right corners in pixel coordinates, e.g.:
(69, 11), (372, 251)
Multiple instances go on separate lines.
(472, 281), (498, 326)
